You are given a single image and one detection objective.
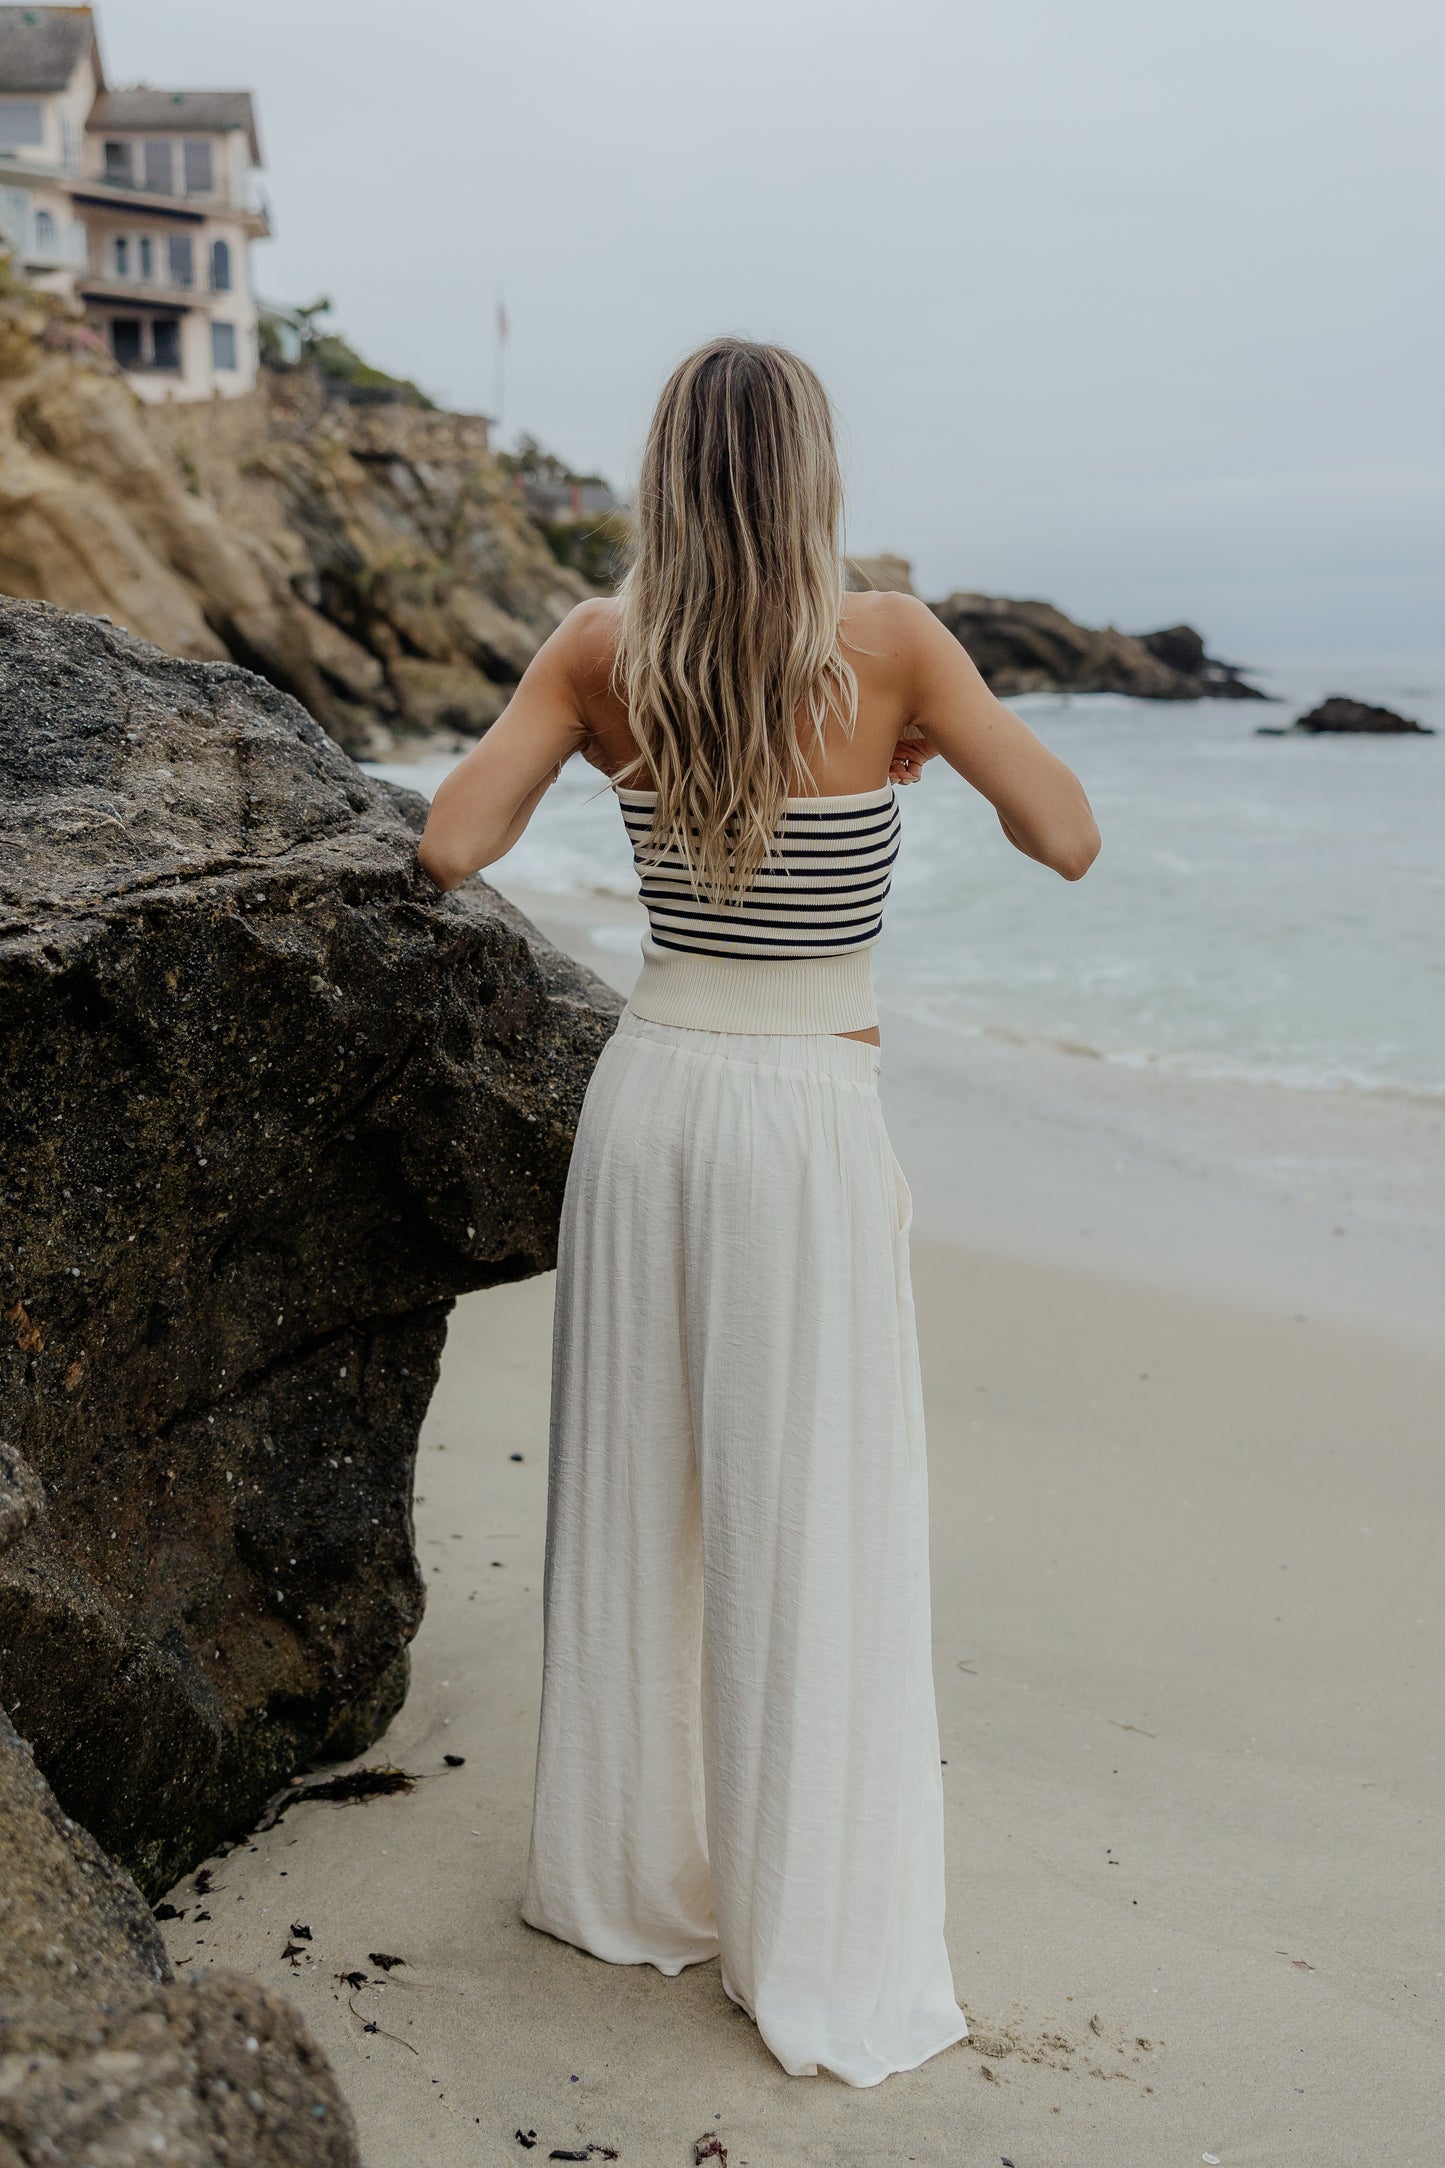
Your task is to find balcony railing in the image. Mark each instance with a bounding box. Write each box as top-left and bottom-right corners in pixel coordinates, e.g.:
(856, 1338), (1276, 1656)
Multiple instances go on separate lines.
(0, 148), (82, 176)
(0, 190), (87, 269)
(84, 259), (239, 294)
(89, 172), (231, 204)
(77, 173), (271, 239)
(82, 269), (203, 299)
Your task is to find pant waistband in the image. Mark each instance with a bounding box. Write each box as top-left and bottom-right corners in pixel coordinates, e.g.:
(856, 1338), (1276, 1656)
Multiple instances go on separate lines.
(615, 1008), (882, 1083)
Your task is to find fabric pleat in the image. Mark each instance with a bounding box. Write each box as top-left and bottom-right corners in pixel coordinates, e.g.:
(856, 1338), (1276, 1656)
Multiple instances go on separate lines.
(522, 1010), (968, 2087)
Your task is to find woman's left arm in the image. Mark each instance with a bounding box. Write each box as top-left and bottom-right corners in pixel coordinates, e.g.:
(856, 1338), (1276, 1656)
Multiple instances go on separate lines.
(416, 608), (596, 892)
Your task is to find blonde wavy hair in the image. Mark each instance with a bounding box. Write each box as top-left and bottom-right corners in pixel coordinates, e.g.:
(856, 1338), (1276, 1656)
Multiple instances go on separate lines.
(611, 337), (857, 901)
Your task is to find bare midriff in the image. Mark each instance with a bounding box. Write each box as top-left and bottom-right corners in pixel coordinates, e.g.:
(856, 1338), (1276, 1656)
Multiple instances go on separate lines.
(837, 1025), (882, 1047)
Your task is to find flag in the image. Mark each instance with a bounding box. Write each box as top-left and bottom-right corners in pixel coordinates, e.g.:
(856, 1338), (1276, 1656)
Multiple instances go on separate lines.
(496, 296), (509, 345)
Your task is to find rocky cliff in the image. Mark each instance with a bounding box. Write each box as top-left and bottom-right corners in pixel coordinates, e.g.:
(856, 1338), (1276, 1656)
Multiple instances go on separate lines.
(0, 289), (585, 758)
(0, 597), (620, 1900)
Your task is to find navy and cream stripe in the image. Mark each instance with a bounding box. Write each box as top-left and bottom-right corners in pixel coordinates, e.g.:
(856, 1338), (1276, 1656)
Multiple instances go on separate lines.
(617, 783), (900, 962)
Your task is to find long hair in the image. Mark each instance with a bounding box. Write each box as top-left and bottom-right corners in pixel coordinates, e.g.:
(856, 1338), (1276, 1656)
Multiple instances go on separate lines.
(612, 337), (857, 902)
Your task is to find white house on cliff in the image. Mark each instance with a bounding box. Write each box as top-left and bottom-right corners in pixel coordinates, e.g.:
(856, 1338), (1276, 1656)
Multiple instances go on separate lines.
(0, 5), (267, 400)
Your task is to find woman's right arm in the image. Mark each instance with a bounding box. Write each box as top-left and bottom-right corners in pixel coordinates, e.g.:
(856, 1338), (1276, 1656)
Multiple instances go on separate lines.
(416, 605), (600, 891)
(893, 596), (1101, 880)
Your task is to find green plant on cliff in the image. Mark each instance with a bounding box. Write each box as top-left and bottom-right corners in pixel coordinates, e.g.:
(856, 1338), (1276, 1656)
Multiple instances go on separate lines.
(496, 434), (630, 589)
(0, 256), (111, 380)
(258, 297), (435, 408)
(536, 510), (631, 589)
(309, 331), (434, 408)
(493, 435), (593, 488)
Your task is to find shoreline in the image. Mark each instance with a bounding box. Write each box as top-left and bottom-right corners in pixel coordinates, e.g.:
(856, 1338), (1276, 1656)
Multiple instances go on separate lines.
(371, 686), (1445, 1117)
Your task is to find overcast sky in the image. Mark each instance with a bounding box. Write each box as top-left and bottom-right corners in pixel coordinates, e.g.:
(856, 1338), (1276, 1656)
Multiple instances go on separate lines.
(100, 0), (1443, 660)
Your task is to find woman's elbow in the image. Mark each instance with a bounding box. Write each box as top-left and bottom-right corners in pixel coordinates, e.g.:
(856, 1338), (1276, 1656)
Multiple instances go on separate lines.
(1054, 817), (1101, 882)
(416, 827), (470, 893)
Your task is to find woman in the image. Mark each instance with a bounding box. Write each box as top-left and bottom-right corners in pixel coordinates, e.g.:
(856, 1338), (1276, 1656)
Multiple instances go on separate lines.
(418, 338), (1099, 2087)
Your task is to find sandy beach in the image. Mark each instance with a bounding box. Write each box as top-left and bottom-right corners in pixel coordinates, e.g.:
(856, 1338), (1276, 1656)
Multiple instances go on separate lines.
(160, 884), (1445, 2167)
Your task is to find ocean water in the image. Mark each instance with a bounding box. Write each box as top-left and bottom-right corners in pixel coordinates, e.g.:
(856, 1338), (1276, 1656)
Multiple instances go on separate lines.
(367, 655), (1445, 1098)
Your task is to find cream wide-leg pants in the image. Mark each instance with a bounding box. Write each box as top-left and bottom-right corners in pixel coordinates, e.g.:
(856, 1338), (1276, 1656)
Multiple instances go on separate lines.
(521, 1011), (968, 2088)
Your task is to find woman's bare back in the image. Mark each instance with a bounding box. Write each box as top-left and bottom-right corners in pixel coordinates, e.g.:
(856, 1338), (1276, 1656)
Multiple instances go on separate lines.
(567, 591), (921, 799)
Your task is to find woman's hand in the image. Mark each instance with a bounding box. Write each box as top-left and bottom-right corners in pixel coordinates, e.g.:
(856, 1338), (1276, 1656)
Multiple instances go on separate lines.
(888, 723), (937, 785)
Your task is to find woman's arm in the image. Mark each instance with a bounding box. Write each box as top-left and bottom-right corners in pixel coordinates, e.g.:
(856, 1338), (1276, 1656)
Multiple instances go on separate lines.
(416, 607), (596, 891)
(893, 596), (1101, 880)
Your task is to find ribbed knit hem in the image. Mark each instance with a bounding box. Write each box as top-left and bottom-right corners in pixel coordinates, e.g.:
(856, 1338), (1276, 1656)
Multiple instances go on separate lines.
(626, 943), (878, 1035)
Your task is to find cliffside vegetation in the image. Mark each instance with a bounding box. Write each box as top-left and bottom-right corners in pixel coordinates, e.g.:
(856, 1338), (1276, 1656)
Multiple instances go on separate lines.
(258, 297), (436, 409)
(496, 436), (632, 588)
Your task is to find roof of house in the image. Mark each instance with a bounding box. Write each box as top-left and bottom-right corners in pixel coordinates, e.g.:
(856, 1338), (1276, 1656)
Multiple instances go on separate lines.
(88, 88), (261, 165)
(0, 5), (98, 93)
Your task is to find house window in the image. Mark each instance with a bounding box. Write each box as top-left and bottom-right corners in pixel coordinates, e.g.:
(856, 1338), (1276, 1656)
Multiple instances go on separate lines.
(103, 139), (132, 184)
(33, 208), (55, 255)
(209, 238), (231, 291)
(112, 234), (129, 277)
(138, 235), (153, 281)
(211, 320), (238, 371)
(0, 102), (44, 152)
(110, 317), (143, 369)
(182, 139), (212, 194)
(151, 318), (181, 371)
(167, 233), (194, 288)
(143, 139), (172, 193)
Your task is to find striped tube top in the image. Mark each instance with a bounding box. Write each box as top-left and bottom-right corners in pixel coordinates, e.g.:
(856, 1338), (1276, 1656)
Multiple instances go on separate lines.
(616, 782), (901, 1036)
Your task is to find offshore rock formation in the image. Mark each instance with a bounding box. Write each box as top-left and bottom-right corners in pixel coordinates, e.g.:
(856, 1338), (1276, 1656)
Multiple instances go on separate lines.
(1259, 694), (1435, 736)
(0, 597), (621, 1899)
(0, 1710), (359, 2165)
(0, 291), (586, 758)
(929, 594), (1264, 701)
(845, 557), (1264, 701)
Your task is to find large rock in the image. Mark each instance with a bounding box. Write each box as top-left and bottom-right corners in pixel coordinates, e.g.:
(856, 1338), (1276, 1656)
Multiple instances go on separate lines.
(930, 591), (1265, 700)
(0, 596), (620, 1898)
(0, 1708), (359, 2166)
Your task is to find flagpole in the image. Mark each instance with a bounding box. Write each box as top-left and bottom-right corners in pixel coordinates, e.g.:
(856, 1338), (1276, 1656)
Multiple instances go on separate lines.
(493, 292), (507, 440)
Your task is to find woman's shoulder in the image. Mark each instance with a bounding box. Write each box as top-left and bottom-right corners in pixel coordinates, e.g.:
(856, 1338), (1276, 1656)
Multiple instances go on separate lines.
(552, 594), (622, 675)
(841, 587), (933, 639)
(840, 589), (938, 688)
